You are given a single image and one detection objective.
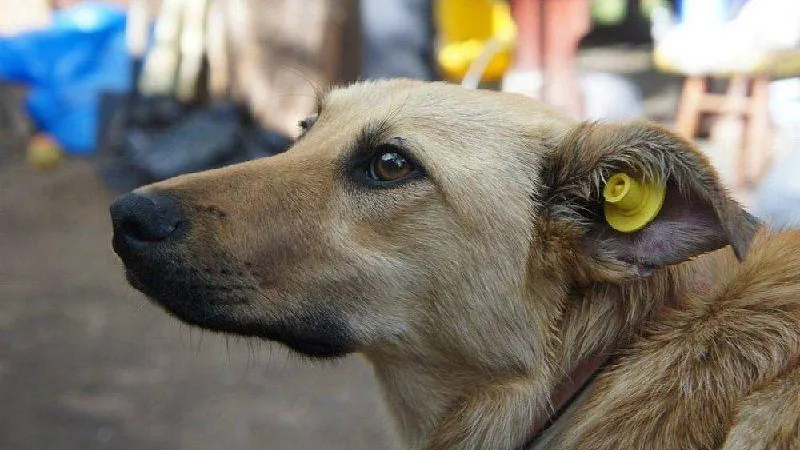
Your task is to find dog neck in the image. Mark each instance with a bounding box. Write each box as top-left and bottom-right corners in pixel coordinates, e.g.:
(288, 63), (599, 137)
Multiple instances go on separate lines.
(366, 254), (714, 449)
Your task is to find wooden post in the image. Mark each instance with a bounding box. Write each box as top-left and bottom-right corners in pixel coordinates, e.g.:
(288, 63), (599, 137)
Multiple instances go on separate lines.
(675, 76), (706, 139)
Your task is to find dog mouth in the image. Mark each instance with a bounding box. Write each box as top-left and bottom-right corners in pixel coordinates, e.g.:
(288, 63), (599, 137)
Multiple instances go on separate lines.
(121, 255), (357, 358)
(124, 259), (252, 320)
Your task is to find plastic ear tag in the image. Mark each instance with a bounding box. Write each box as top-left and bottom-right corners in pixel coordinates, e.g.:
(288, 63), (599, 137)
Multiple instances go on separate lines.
(602, 173), (666, 233)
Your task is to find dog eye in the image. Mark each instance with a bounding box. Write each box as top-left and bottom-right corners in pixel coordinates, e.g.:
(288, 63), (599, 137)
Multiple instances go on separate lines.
(298, 115), (317, 135)
(368, 149), (416, 182)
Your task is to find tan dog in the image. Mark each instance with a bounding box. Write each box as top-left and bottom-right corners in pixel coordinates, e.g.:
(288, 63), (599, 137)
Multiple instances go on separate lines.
(111, 79), (800, 450)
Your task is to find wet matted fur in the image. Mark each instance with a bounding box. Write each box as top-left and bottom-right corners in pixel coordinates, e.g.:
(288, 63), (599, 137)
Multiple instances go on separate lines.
(112, 79), (800, 450)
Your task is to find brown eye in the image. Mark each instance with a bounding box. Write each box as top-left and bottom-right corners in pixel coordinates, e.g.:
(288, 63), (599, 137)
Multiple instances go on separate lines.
(369, 150), (415, 182)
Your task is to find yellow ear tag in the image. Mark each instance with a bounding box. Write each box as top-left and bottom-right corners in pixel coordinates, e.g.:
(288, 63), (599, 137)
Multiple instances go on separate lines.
(602, 173), (666, 233)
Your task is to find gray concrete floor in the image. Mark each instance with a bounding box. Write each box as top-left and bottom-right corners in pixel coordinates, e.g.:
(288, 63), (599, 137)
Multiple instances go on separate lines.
(0, 147), (397, 449)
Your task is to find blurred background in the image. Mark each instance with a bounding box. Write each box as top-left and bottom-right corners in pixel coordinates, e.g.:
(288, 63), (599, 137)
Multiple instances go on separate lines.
(1, 0), (799, 448)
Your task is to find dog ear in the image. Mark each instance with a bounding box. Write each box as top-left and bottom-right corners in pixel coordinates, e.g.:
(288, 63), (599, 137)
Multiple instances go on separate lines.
(539, 121), (760, 282)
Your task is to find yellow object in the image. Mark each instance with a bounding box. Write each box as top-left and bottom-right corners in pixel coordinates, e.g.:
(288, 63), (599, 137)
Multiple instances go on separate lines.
(435, 0), (516, 82)
(602, 173), (666, 233)
(27, 135), (63, 172)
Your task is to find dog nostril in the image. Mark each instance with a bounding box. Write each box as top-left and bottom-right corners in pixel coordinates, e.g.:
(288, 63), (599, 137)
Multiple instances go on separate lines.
(110, 192), (183, 242)
(120, 216), (148, 241)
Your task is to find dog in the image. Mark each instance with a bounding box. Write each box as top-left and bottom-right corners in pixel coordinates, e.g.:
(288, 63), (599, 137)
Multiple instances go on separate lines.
(111, 79), (800, 449)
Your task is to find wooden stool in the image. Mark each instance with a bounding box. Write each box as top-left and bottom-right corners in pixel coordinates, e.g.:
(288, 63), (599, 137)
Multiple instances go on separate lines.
(675, 74), (772, 187)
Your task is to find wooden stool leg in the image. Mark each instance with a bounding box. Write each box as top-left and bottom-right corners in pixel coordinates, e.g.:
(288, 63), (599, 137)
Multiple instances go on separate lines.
(721, 75), (747, 121)
(719, 76), (748, 187)
(743, 76), (772, 186)
(675, 76), (706, 139)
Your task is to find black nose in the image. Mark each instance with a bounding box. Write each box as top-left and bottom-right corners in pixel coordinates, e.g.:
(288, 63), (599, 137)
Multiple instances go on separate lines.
(110, 192), (183, 243)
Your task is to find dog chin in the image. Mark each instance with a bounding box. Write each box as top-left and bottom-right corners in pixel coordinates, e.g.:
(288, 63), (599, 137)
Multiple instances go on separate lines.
(259, 325), (356, 358)
(125, 268), (357, 358)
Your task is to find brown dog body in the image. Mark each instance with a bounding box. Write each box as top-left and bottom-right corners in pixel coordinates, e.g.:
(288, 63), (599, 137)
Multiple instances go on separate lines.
(536, 233), (800, 449)
(111, 80), (800, 449)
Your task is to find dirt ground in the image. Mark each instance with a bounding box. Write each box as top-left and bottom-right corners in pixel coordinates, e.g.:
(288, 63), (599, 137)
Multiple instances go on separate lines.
(0, 145), (397, 449)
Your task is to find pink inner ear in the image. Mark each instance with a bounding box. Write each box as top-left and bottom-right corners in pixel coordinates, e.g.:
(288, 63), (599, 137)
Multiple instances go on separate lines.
(587, 184), (729, 269)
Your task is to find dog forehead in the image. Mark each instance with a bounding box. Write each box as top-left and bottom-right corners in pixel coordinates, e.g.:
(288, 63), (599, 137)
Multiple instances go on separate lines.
(320, 80), (571, 155)
(324, 79), (519, 121)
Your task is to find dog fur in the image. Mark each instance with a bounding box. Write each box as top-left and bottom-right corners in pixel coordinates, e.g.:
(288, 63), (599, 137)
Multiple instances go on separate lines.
(112, 79), (800, 449)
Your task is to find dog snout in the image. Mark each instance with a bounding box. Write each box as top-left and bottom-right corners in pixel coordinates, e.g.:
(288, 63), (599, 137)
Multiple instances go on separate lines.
(110, 192), (184, 252)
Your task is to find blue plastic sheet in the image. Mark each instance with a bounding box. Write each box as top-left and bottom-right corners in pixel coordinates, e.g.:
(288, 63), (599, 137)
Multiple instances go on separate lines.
(0, 2), (130, 154)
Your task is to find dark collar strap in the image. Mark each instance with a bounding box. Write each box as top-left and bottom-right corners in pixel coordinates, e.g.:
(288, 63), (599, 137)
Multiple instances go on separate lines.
(522, 353), (612, 448)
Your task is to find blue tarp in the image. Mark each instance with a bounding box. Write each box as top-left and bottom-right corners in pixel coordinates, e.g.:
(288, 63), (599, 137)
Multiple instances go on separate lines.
(0, 2), (130, 154)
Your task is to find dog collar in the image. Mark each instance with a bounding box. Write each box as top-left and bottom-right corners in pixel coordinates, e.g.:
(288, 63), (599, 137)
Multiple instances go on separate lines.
(524, 353), (611, 448)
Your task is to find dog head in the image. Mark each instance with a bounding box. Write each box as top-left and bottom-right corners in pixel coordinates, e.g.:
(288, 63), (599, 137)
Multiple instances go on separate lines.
(111, 80), (757, 366)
